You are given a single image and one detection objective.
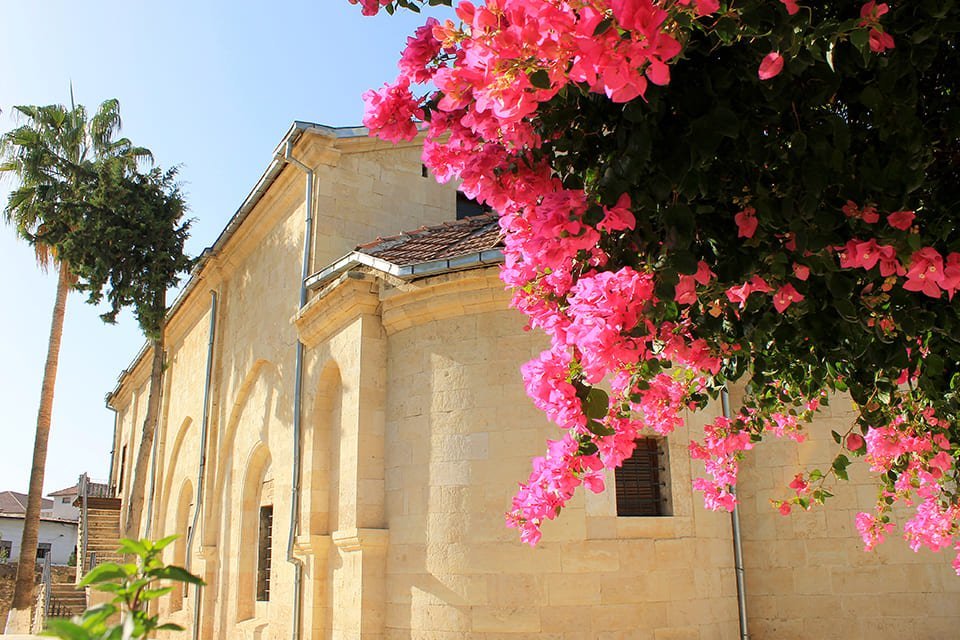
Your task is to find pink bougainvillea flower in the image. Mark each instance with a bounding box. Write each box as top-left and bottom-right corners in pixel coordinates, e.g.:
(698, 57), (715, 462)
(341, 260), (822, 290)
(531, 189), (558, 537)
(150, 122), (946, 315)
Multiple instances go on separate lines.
(675, 275), (697, 305)
(399, 17), (442, 84)
(846, 433), (866, 452)
(780, 0), (800, 14)
(694, 260), (716, 285)
(792, 263), (810, 281)
(789, 473), (808, 492)
(725, 275), (771, 308)
(903, 247), (945, 298)
(859, 2), (895, 53)
(597, 193), (636, 232)
(676, 0), (720, 16)
(362, 76), (423, 143)
(869, 29), (895, 53)
(735, 206), (758, 238)
(860, 1), (890, 23)
(887, 210), (916, 230)
(773, 284), (804, 313)
(348, 0), (390, 16)
(941, 253), (960, 300)
(758, 52), (784, 80)
(856, 512), (895, 551)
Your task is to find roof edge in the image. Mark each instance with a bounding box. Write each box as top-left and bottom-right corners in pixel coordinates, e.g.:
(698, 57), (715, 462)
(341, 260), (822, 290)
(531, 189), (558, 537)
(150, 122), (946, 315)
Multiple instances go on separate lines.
(304, 248), (505, 291)
(107, 121), (374, 404)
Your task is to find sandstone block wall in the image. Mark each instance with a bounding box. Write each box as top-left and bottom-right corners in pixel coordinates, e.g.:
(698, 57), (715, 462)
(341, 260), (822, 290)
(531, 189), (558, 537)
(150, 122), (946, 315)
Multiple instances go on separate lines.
(733, 387), (960, 639)
(104, 128), (960, 640)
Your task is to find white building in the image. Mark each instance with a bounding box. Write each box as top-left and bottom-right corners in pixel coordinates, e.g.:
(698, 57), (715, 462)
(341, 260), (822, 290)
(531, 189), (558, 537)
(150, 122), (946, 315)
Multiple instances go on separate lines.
(0, 489), (78, 566)
(0, 515), (76, 566)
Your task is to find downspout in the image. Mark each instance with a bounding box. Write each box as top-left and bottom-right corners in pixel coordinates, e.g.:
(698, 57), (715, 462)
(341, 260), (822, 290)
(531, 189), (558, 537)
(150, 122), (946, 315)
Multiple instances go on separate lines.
(280, 140), (312, 640)
(722, 387), (749, 640)
(189, 290), (218, 640)
(106, 406), (118, 496)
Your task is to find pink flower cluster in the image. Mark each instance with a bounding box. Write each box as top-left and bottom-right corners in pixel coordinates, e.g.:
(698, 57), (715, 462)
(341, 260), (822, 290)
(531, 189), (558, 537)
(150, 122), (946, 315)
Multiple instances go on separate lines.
(836, 205), (960, 300)
(859, 1), (895, 53)
(356, 0), (960, 566)
(859, 407), (960, 572)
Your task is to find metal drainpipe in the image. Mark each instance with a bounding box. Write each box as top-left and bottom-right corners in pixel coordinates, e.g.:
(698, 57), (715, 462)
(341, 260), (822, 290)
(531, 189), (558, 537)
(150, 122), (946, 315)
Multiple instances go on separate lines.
(190, 290), (218, 640)
(80, 473), (88, 573)
(280, 140), (312, 640)
(722, 387), (749, 640)
(106, 407), (119, 496)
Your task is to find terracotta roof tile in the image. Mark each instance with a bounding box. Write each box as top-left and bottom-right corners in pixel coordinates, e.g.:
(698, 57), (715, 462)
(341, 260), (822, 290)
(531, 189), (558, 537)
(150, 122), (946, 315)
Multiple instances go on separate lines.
(49, 484), (79, 497)
(356, 214), (502, 266)
(0, 491), (52, 514)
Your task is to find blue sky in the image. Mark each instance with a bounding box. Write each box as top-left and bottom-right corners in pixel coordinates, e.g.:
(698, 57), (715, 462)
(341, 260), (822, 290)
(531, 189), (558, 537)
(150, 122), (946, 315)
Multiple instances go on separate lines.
(0, 0), (452, 495)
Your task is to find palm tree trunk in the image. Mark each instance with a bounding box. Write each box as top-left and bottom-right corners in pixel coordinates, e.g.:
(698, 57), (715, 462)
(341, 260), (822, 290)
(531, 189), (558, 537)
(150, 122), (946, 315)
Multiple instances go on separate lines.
(123, 321), (165, 540)
(4, 264), (70, 634)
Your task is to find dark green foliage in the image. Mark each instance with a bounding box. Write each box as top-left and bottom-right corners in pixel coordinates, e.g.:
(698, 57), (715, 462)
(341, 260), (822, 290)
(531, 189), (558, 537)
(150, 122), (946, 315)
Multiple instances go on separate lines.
(1, 99), (191, 338)
(533, 1), (960, 484)
(45, 161), (193, 338)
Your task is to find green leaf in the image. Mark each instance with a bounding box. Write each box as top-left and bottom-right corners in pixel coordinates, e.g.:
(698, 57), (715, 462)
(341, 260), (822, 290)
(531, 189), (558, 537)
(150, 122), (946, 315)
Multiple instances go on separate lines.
(152, 534), (179, 551)
(79, 563), (127, 587)
(925, 353), (945, 377)
(850, 28), (869, 54)
(832, 454), (851, 481)
(586, 420), (616, 437)
(593, 17), (613, 36)
(117, 538), (148, 557)
(583, 388), (610, 420)
(148, 565), (205, 586)
(139, 586), (174, 601)
(43, 619), (94, 640)
(529, 70), (551, 90)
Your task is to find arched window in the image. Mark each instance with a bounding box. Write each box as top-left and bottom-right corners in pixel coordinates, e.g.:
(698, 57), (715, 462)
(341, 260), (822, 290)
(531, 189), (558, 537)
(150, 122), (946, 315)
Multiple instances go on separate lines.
(170, 481), (193, 612)
(237, 447), (272, 621)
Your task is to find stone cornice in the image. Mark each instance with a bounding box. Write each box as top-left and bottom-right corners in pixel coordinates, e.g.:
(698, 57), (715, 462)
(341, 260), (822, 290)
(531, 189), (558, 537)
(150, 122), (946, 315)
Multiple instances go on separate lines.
(331, 528), (389, 553)
(380, 267), (510, 335)
(294, 273), (381, 348)
(293, 534), (332, 558)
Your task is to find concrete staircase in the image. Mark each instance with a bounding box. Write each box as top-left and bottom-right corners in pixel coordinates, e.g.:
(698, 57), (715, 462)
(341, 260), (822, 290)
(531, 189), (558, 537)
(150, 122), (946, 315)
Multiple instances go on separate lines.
(46, 583), (86, 619)
(77, 497), (122, 577)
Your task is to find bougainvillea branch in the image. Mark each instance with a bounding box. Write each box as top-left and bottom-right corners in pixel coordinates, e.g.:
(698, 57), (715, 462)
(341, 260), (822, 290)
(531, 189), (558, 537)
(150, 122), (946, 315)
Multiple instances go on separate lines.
(352, 0), (960, 570)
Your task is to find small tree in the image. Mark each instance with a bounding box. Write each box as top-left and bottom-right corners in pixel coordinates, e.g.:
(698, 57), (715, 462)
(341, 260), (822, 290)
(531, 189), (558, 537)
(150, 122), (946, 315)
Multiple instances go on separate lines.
(47, 159), (193, 539)
(45, 537), (203, 640)
(1, 99), (150, 633)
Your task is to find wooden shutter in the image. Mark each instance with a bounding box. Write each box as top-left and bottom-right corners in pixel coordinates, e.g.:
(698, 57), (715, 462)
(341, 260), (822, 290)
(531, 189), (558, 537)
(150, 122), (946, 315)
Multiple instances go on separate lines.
(615, 438), (664, 516)
(256, 506), (273, 601)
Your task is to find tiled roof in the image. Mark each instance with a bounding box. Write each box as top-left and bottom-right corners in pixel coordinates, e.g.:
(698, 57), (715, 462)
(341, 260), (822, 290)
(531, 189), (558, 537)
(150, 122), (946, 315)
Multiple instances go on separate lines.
(0, 491), (52, 514)
(355, 213), (501, 266)
(49, 484), (79, 497)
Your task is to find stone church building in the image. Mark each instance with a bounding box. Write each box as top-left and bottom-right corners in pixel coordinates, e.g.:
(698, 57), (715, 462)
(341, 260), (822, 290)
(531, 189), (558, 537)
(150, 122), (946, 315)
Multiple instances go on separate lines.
(105, 122), (960, 640)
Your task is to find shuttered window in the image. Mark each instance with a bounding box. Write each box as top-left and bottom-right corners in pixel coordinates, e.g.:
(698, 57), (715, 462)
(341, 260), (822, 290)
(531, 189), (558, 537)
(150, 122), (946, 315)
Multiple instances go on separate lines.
(615, 438), (669, 517)
(256, 506), (273, 601)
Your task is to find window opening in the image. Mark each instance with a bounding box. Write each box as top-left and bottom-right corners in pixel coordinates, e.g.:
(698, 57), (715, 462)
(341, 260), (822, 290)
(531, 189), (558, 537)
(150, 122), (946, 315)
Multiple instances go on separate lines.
(615, 438), (670, 516)
(456, 191), (489, 219)
(256, 506), (273, 601)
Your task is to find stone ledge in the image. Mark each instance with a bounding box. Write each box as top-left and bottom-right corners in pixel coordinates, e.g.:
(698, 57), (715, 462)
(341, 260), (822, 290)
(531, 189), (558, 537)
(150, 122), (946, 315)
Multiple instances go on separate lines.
(293, 534), (332, 557)
(331, 528), (389, 553)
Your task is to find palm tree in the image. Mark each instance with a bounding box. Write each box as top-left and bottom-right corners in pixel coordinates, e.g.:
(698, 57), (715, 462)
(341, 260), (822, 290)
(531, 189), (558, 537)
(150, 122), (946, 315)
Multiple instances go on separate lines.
(0, 99), (149, 633)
